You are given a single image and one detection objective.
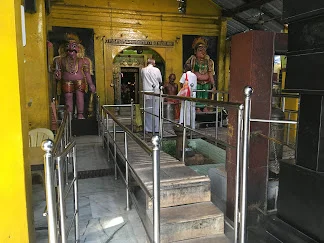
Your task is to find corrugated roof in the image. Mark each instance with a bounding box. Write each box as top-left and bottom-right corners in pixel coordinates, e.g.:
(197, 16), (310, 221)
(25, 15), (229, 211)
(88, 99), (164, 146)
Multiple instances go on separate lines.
(212, 0), (284, 37)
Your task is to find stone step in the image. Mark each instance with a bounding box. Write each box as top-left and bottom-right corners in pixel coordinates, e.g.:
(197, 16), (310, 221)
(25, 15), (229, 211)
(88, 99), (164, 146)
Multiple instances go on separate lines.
(175, 234), (231, 243)
(148, 202), (224, 242)
(135, 165), (211, 208)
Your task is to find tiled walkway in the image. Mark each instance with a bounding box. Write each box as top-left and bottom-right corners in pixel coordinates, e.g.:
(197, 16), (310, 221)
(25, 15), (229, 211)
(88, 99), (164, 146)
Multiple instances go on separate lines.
(33, 136), (147, 243)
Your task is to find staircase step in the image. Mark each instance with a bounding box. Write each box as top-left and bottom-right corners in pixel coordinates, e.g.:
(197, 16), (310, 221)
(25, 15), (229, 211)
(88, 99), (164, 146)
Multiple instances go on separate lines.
(175, 234), (231, 243)
(136, 166), (211, 208)
(264, 215), (318, 243)
(148, 202), (224, 242)
(248, 226), (282, 243)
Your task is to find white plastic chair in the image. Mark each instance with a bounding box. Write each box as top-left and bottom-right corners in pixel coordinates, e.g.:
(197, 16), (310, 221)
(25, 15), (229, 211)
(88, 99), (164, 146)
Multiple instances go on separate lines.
(29, 128), (54, 147)
(29, 128), (54, 206)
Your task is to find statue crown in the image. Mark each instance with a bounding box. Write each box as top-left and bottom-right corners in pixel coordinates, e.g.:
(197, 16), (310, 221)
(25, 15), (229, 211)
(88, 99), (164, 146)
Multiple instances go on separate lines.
(192, 37), (208, 50)
(65, 33), (80, 43)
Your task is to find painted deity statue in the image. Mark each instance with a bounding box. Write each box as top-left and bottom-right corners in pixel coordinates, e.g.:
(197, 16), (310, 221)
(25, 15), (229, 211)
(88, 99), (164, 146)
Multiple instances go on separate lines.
(185, 37), (215, 112)
(53, 33), (96, 119)
(163, 73), (178, 97)
(164, 73), (180, 120)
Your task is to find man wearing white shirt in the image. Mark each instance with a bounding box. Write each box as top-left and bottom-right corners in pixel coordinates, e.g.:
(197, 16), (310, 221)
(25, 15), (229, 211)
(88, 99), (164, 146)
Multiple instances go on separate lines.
(141, 58), (162, 133)
(179, 63), (197, 129)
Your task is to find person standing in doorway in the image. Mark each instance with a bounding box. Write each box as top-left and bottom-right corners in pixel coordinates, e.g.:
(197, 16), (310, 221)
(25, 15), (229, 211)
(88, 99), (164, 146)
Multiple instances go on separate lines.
(179, 63), (197, 129)
(141, 58), (162, 133)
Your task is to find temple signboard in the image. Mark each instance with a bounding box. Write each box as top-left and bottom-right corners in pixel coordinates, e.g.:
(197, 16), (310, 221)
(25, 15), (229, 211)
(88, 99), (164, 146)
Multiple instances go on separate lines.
(106, 39), (174, 47)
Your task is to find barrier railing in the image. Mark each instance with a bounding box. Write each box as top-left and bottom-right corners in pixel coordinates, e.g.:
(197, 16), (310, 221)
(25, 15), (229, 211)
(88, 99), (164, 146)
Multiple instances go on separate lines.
(99, 105), (161, 243)
(142, 89), (239, 159)
(42, 111), (79, 243)
(273, 92), (299, 146)
(141, 86), (298, 243)
(237, 87), (298, 243)
(142, 87), (243, 242)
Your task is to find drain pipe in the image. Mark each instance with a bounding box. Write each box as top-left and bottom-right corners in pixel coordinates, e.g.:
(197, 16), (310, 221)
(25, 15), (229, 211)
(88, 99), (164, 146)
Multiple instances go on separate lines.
(240, 86), (253, 243)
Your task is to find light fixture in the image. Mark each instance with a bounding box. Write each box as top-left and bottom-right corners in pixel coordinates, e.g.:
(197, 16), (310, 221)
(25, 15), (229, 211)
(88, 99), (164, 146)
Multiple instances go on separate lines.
(177, 0), (186, 14)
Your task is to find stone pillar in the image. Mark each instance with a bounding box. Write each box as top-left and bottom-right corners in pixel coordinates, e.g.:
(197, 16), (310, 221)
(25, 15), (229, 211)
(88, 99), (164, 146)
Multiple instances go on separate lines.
(173, 124), (185, 160)
(226, 31), (274, 222)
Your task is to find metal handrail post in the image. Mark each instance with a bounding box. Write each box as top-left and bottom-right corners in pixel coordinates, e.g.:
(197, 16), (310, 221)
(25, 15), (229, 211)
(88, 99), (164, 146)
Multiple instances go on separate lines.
(101, 108), (105, 149)
(287, 111), (291, 145)
(190, 83), (194, 138)
(57, 156), (67, 243)
(215, 105), (219, 141)
(182, 101), (187, 163)
(68, 112), (72, 141)
(143, 95), (146, 140)
(113, 122), (117, 180)
(152, 84), (156, 136)
(64, 120), (68, 148)
(220, 107), (224, 128)
(281, 97), (285, 113)
(240, 86), (253, 243)
(42, 139), (58, 243)
(97, 95), (100, 135)
(124, 132), (130, 211)
(72, 145), (79, 242)
(131, 99), (134, 133)
(106, 113), (110, 162)
(152, 136), (161, 243)
(159, 86), (163, 139)
(234, 105), (244, 243)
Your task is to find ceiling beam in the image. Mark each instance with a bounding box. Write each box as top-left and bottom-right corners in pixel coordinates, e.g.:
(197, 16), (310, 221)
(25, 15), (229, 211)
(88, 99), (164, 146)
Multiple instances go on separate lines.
(231, 15), (264, 30)
(261, 8), (284, 26)
(223, 0), (275, 16)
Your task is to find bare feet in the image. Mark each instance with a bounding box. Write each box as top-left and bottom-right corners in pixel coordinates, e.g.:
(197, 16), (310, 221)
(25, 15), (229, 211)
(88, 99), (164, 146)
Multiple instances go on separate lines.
(77, 113), (85, 119)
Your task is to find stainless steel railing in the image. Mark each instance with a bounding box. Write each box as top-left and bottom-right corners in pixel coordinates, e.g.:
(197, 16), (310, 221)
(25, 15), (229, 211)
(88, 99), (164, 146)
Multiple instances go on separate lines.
(42, 111), (79, 243)
(99, 105), (161, 243)
(141, 86), (299, 243)
(142, 88), (244, 242)
(237, 87), (298, 243)
(142, 90), (240, 159)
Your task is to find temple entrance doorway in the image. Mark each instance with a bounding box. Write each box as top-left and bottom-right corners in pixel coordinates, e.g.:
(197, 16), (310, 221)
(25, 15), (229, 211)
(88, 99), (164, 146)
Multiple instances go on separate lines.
(112, 46), (165, 106)
(120, 67), (139, 104)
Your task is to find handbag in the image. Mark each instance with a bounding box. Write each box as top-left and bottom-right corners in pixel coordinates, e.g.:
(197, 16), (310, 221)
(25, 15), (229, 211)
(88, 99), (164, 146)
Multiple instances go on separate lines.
(177, 73), (191, 97)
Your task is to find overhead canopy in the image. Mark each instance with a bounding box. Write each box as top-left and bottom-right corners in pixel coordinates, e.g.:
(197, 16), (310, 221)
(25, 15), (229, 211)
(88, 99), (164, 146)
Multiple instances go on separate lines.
(212, 0), (284, 37)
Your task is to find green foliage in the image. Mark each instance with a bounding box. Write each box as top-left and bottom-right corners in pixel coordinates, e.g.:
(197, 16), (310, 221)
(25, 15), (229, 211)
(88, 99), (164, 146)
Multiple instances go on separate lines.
(161, 140), (177, 157)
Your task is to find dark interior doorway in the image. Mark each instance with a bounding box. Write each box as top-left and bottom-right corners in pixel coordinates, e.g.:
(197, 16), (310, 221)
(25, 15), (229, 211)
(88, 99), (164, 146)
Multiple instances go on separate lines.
(121, 67), (139, 104)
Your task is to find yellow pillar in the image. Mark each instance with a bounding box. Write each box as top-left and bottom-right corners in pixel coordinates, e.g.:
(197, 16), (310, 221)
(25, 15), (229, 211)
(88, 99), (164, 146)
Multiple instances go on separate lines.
(24, 0), (49, 129)
(217, 17), (227, 98)
(0, 1), (34, 242)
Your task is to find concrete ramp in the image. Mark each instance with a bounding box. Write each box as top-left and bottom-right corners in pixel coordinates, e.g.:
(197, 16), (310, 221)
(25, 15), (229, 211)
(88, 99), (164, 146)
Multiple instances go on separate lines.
(112, 133), (227, 242)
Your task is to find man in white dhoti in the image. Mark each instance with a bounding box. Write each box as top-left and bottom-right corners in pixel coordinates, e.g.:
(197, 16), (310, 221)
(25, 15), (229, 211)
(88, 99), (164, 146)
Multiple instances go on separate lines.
(141, 58), (162, 133)
(179, 63), (197, 129)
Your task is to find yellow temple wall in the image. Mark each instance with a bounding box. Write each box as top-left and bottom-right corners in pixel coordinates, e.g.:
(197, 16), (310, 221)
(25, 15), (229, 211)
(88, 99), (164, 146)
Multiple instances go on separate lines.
(47, 0), (225, 107)
(24, 0), (50, 129)
(0, 0), (35, 242)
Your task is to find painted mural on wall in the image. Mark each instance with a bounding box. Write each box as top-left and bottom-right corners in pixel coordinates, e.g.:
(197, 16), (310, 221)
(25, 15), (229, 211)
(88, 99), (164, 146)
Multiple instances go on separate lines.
(49, 27), (96, 119)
